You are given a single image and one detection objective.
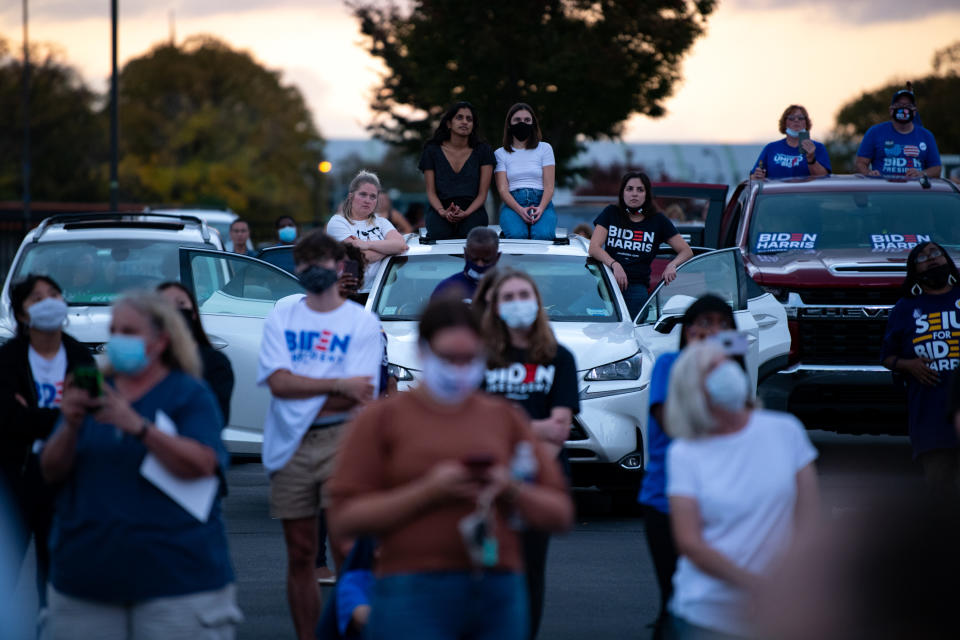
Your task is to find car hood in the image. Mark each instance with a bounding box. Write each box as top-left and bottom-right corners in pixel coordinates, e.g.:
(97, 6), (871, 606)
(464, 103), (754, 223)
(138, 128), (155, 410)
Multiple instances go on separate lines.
(745, 248), (913, 287)
(62, 306), (113, 344)
(383, 320), (640, 372)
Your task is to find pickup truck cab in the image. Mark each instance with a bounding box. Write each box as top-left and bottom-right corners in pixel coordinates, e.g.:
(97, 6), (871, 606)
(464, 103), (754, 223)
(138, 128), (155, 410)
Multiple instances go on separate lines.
(711, 174), (960, 431)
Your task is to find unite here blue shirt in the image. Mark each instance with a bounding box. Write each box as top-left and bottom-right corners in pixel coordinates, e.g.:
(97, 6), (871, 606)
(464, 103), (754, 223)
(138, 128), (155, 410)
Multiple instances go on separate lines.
(857, 122), (941, 177)
(751, 138), (832, 179)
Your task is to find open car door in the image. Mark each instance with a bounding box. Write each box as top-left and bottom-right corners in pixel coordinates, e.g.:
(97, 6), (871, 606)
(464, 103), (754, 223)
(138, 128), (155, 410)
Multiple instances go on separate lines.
(178, 247), (304, 454)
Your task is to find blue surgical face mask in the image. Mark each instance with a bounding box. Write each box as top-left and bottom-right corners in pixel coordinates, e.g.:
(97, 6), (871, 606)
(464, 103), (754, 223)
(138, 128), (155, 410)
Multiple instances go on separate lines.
(278, 226), (297, 243)
(498, 299), (540, 330)
(785, 127), (802, 138)
(106, 334), (150, 375)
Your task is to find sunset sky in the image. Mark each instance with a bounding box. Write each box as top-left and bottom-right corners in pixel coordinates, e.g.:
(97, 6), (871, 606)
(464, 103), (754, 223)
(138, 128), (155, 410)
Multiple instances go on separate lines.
(3, 0), (960, 144)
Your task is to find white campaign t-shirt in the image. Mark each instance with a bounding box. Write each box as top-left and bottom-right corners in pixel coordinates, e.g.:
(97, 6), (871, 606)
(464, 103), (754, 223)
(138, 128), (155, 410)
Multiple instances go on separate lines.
(326, 214), (397, 293)
(29, 344), (67, 409)
(666, 410), (817, 636)
(494, 142), (555, 191)
(256, 296), (382, 473)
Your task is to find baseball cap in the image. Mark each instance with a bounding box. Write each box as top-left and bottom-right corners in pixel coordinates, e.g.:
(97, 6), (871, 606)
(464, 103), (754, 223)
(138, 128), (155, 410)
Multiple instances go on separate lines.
(891, 86), (916, 105)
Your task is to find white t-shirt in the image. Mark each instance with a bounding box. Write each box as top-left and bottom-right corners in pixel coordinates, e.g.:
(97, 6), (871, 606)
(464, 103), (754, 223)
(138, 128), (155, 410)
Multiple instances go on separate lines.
(256, 296), (382, 473)
(494, 142), (555, 190)
(666, 410), (817, 636)
(326, 214), (397, 293)
(29, 345), (67, 409)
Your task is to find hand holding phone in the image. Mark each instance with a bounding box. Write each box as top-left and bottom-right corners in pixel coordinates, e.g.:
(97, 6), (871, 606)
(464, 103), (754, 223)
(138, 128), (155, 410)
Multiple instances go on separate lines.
(342, 259), (360, 280)
(72, 366), (103, 398)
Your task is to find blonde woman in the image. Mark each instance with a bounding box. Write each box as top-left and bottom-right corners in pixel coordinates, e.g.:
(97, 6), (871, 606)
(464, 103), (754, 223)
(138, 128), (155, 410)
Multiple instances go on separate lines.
(41, 292), (241, 639)
(326, 171), (408, 293)
(664, 341), (819, 639)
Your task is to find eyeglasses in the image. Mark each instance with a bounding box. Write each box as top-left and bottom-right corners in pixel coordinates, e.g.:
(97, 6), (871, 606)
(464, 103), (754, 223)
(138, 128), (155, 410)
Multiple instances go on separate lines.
(785, 114), (807, 122)
(916, 249), (943, 263)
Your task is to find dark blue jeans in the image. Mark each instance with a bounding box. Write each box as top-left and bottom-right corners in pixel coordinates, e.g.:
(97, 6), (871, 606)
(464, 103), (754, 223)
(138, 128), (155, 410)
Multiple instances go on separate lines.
(623, 283), (650, 321)
(366, 571), (528, 640)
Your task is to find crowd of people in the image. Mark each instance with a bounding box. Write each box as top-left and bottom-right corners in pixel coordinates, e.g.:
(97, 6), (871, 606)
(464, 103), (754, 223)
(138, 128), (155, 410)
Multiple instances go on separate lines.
(0, 86), (954, 640)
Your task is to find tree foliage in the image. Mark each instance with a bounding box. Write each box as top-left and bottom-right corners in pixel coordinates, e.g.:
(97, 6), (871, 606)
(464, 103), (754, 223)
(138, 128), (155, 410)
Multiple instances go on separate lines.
(117, 36), (324, 226)
(828, 41), (960, 172)
(0, 37), (107, 202)
(350, 0), (716, 183)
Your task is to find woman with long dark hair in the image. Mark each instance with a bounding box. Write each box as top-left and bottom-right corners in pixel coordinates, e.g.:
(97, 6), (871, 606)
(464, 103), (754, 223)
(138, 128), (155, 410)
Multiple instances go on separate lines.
(480, 268), (578, 639)
(157, 281), (235, 425)
(327, 297), (572, 640)
(494, 103), (556, 240)
(419, 101), (496, 240)
(0, 274), (94, 608)
(882, 241), (960, 493)
(589, 171), (693, 319)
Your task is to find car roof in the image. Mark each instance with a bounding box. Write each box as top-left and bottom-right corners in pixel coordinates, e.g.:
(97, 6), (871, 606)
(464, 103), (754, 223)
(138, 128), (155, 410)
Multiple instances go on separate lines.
(148, 208), (238, 223)
(753, 174), (960, 195)
(402, 228), (592, 257)
(25, 212), (218, 246)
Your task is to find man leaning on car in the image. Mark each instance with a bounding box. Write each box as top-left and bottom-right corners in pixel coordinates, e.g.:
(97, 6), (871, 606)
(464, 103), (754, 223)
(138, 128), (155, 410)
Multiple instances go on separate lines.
(256, 229), (382, 640)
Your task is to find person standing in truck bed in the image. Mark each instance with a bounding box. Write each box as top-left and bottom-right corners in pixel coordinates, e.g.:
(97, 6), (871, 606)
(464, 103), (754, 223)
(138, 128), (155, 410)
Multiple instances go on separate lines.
(882, 242), (960, 495)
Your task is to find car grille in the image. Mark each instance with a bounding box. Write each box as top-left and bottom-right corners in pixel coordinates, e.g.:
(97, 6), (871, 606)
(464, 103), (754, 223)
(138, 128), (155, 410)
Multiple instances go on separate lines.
(797, 312), (888, 364)
(798, 288), (900, 306)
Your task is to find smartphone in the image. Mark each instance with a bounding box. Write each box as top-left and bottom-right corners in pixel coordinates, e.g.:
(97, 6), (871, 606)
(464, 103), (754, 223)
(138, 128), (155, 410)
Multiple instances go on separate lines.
(708, 330), (750, 358)
(73, 366), (103, 397)
(463, 454), (495, 477)
(342, 259), (360, 280)
(798, 130), (810, 145)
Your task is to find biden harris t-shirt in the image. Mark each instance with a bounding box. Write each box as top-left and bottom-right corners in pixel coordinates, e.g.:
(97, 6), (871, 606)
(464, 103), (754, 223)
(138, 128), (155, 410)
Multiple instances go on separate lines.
(593, 205), (679, 286)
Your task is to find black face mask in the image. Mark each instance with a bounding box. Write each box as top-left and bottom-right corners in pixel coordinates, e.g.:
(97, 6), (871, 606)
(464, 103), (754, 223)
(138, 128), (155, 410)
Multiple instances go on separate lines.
(509, 122), (533, 142)
(918, 263), (952, 290)
(893, 107), (915, 123)
(298, 265), (339, 294)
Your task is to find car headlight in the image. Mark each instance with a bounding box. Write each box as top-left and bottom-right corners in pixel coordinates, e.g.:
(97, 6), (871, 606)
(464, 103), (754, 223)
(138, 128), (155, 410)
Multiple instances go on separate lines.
(584, 352), (642, 381)
(387, 363), (415, 381)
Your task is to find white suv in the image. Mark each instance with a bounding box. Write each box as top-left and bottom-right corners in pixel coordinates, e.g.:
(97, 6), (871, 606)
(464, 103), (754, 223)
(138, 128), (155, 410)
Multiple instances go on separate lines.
(366, 232), (790, 494)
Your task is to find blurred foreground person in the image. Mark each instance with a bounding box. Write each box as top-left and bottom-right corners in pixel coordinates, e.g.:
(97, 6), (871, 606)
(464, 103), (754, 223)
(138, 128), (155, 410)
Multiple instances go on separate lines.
(882, 241), (960, 495)
(664, 341), (819, 639)
(328, 297), (573, 640)
(0, 275), (95, 608)
(157, 282), (235, 425)
(481, 269), (579, 639)
(41, 292), (241, 639)
(637, 295), (736, 638)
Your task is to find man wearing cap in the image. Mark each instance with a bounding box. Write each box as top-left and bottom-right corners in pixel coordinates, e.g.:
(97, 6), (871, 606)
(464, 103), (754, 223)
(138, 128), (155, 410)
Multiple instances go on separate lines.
(855, 85), (941, 179)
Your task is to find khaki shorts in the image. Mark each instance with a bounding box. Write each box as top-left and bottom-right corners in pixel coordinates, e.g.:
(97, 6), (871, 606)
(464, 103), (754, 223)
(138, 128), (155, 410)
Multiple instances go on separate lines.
(269, 426), (343, 520)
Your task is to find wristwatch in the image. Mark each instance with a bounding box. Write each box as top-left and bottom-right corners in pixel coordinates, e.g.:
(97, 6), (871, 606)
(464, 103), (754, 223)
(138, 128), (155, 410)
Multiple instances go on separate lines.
(136, 418), (152, 441)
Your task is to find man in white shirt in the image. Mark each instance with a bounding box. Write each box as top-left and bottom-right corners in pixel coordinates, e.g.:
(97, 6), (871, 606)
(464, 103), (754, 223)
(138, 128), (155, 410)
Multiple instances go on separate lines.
(256, 230), (381, 640)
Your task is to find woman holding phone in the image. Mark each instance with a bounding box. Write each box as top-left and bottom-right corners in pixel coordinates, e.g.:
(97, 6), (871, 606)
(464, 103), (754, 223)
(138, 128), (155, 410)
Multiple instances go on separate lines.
(0, 274), (95, 608)
(494, 103), (557, 240)
(750, 105), (831, 179)
(419, 101), (496, 240)
(327, 297), (572, 640)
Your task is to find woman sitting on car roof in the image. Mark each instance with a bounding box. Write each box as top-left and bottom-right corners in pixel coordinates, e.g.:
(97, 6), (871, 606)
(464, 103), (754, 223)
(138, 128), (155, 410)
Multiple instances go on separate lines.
(750, 104), (831, 180)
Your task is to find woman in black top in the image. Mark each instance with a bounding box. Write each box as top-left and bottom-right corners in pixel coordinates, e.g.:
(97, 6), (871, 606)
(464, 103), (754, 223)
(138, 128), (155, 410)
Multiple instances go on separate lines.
(0, 274), (95, 606)
(481, 268), (578, 640)
(589, 171), (693, 320)
(419, 101), (496, 240)
(157, 282), (235, 424)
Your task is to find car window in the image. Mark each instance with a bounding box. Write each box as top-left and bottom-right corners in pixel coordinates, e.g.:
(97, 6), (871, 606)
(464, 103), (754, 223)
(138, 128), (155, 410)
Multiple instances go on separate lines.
(374, 253), (621, 322)
(640, 250), (743, 324)
(748, 192), (960, 254)
(11, 239), (207, 305)
(256, 247), (296, 274)
(186, 252), (303, 318)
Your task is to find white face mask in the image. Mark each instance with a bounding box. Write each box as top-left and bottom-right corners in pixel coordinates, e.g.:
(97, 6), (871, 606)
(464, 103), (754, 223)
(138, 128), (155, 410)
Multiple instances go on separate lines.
(420, 348), (486, 405)
(704, 360), (748, 412)
(27, 297), (68, 331)
(498, 299), (539, 330)
(785, 127), (804, 138)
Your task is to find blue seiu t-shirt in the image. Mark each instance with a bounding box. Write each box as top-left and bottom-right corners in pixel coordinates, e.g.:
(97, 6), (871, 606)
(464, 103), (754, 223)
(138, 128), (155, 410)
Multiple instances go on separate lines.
(637, 351), (680, 512)
(751, 138), (832, 179)
(881, 289), (960, 457)
(336, 569), (374, 638)
(432, 269), (479, 302)
(48, 371), (234, 602)
(857, 121), (941, 177)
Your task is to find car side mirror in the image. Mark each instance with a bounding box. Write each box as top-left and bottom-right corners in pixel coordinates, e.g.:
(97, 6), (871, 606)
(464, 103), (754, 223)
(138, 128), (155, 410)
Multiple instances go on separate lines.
(654, 315), (681, 334)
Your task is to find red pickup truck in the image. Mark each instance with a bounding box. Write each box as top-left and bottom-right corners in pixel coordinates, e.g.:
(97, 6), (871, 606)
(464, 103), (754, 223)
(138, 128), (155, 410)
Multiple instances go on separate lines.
(708, 174), (960, 432)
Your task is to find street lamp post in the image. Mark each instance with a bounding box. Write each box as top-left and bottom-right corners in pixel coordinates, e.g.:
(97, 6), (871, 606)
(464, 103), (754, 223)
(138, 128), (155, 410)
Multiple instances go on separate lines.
(109, 0), (119, 210)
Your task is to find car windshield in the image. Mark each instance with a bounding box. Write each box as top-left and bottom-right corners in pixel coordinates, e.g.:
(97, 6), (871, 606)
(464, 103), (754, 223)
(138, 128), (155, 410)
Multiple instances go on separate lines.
(11, 239), (207, 305)
(748, 191), (960, 254)
(374, 253), (620, 322)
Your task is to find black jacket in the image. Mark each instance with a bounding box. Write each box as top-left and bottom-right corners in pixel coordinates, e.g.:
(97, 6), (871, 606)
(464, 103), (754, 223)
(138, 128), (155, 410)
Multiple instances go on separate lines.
(199, 344), (234, 426)
(0, 333), (95, 484)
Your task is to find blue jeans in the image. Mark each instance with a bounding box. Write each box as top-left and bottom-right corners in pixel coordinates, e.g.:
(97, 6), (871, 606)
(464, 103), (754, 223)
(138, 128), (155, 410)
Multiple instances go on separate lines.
(623, 283), (650, 321)
(366, 571), (528, 640)
(499, 189), (557, 240)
